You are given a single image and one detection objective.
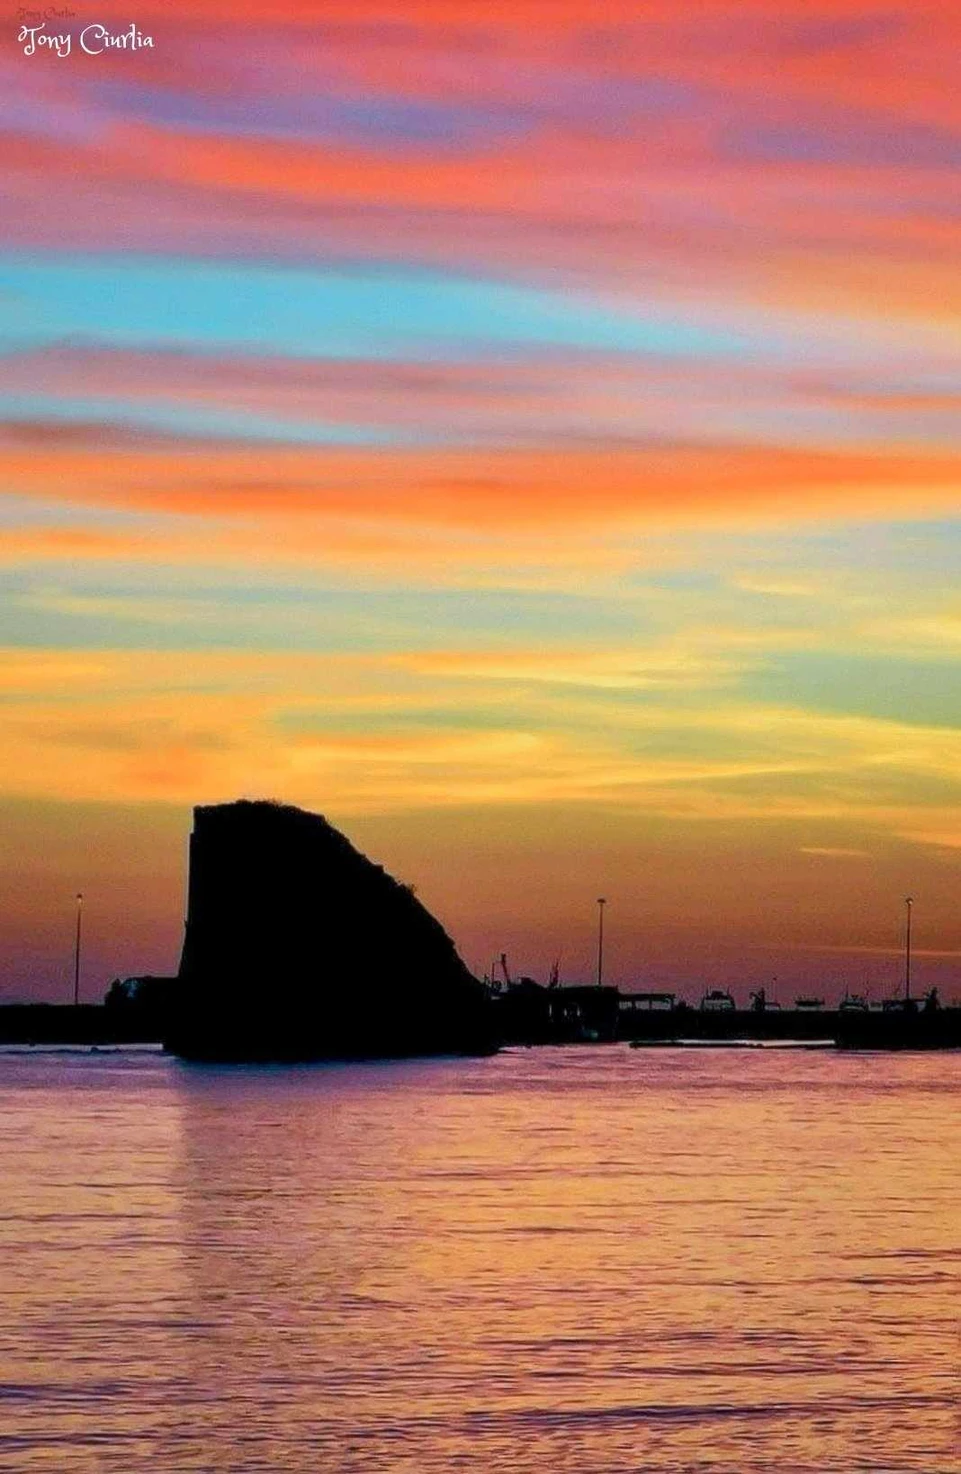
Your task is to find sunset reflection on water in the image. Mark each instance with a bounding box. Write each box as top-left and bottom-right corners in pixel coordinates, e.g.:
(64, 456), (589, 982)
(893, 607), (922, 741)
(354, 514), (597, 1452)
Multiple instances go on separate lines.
(0, 1046), (958, 1472)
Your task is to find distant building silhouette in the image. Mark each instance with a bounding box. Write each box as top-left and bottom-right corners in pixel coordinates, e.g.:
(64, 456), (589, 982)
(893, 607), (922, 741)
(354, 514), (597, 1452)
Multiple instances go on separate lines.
(105, 975), (176, 1034)
(165, 800), (494, 1061)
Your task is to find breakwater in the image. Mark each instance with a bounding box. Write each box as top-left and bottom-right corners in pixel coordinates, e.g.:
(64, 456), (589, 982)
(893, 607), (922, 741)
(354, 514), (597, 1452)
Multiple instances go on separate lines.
(0, 1005), (151, 1046)
(3, 994), (957, 1051)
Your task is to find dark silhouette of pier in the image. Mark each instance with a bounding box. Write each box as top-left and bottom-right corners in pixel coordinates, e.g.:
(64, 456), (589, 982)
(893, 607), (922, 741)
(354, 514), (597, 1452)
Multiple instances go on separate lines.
(3, 804), (958, 1054)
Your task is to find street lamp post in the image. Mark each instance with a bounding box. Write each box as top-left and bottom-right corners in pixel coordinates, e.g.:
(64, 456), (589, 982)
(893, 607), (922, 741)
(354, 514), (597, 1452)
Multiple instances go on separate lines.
(596, 897), (606, 988)
(74, 892), (83, 1007)
(904, 896), (913, 1004)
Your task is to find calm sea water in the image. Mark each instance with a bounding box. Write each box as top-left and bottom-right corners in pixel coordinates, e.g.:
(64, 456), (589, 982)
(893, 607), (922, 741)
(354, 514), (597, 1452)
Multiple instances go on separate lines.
(0, 1045), (958, 1473)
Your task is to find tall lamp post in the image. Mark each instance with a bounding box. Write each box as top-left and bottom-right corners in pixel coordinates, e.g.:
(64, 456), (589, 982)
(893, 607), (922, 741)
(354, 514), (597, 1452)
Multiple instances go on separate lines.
(74, 892), (83, 1007)
(904, 896), (913, 1005)
(596, 897), (606, 988)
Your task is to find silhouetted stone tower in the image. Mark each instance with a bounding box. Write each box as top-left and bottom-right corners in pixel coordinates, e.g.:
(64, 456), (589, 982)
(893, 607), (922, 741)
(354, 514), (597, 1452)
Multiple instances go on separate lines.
(165, 800), (492, 1061)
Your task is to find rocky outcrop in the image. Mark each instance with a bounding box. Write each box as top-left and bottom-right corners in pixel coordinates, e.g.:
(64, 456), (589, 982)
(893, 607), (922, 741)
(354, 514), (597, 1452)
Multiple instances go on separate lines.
(164, 800), (494, 1061)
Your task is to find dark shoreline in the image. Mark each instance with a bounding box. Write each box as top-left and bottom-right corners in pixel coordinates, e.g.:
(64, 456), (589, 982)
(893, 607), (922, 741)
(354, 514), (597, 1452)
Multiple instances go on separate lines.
(0, 1005), (150, 1047)
(2, 1002), (959, 1052)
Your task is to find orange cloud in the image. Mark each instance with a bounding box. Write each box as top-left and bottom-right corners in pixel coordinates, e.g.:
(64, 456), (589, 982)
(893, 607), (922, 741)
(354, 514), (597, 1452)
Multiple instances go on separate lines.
(3, 436), (959, 530)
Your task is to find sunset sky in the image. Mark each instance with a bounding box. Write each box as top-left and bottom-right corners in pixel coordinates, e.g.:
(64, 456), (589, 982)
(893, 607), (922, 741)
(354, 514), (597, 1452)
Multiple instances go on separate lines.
(2, 0), (959, 1001)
